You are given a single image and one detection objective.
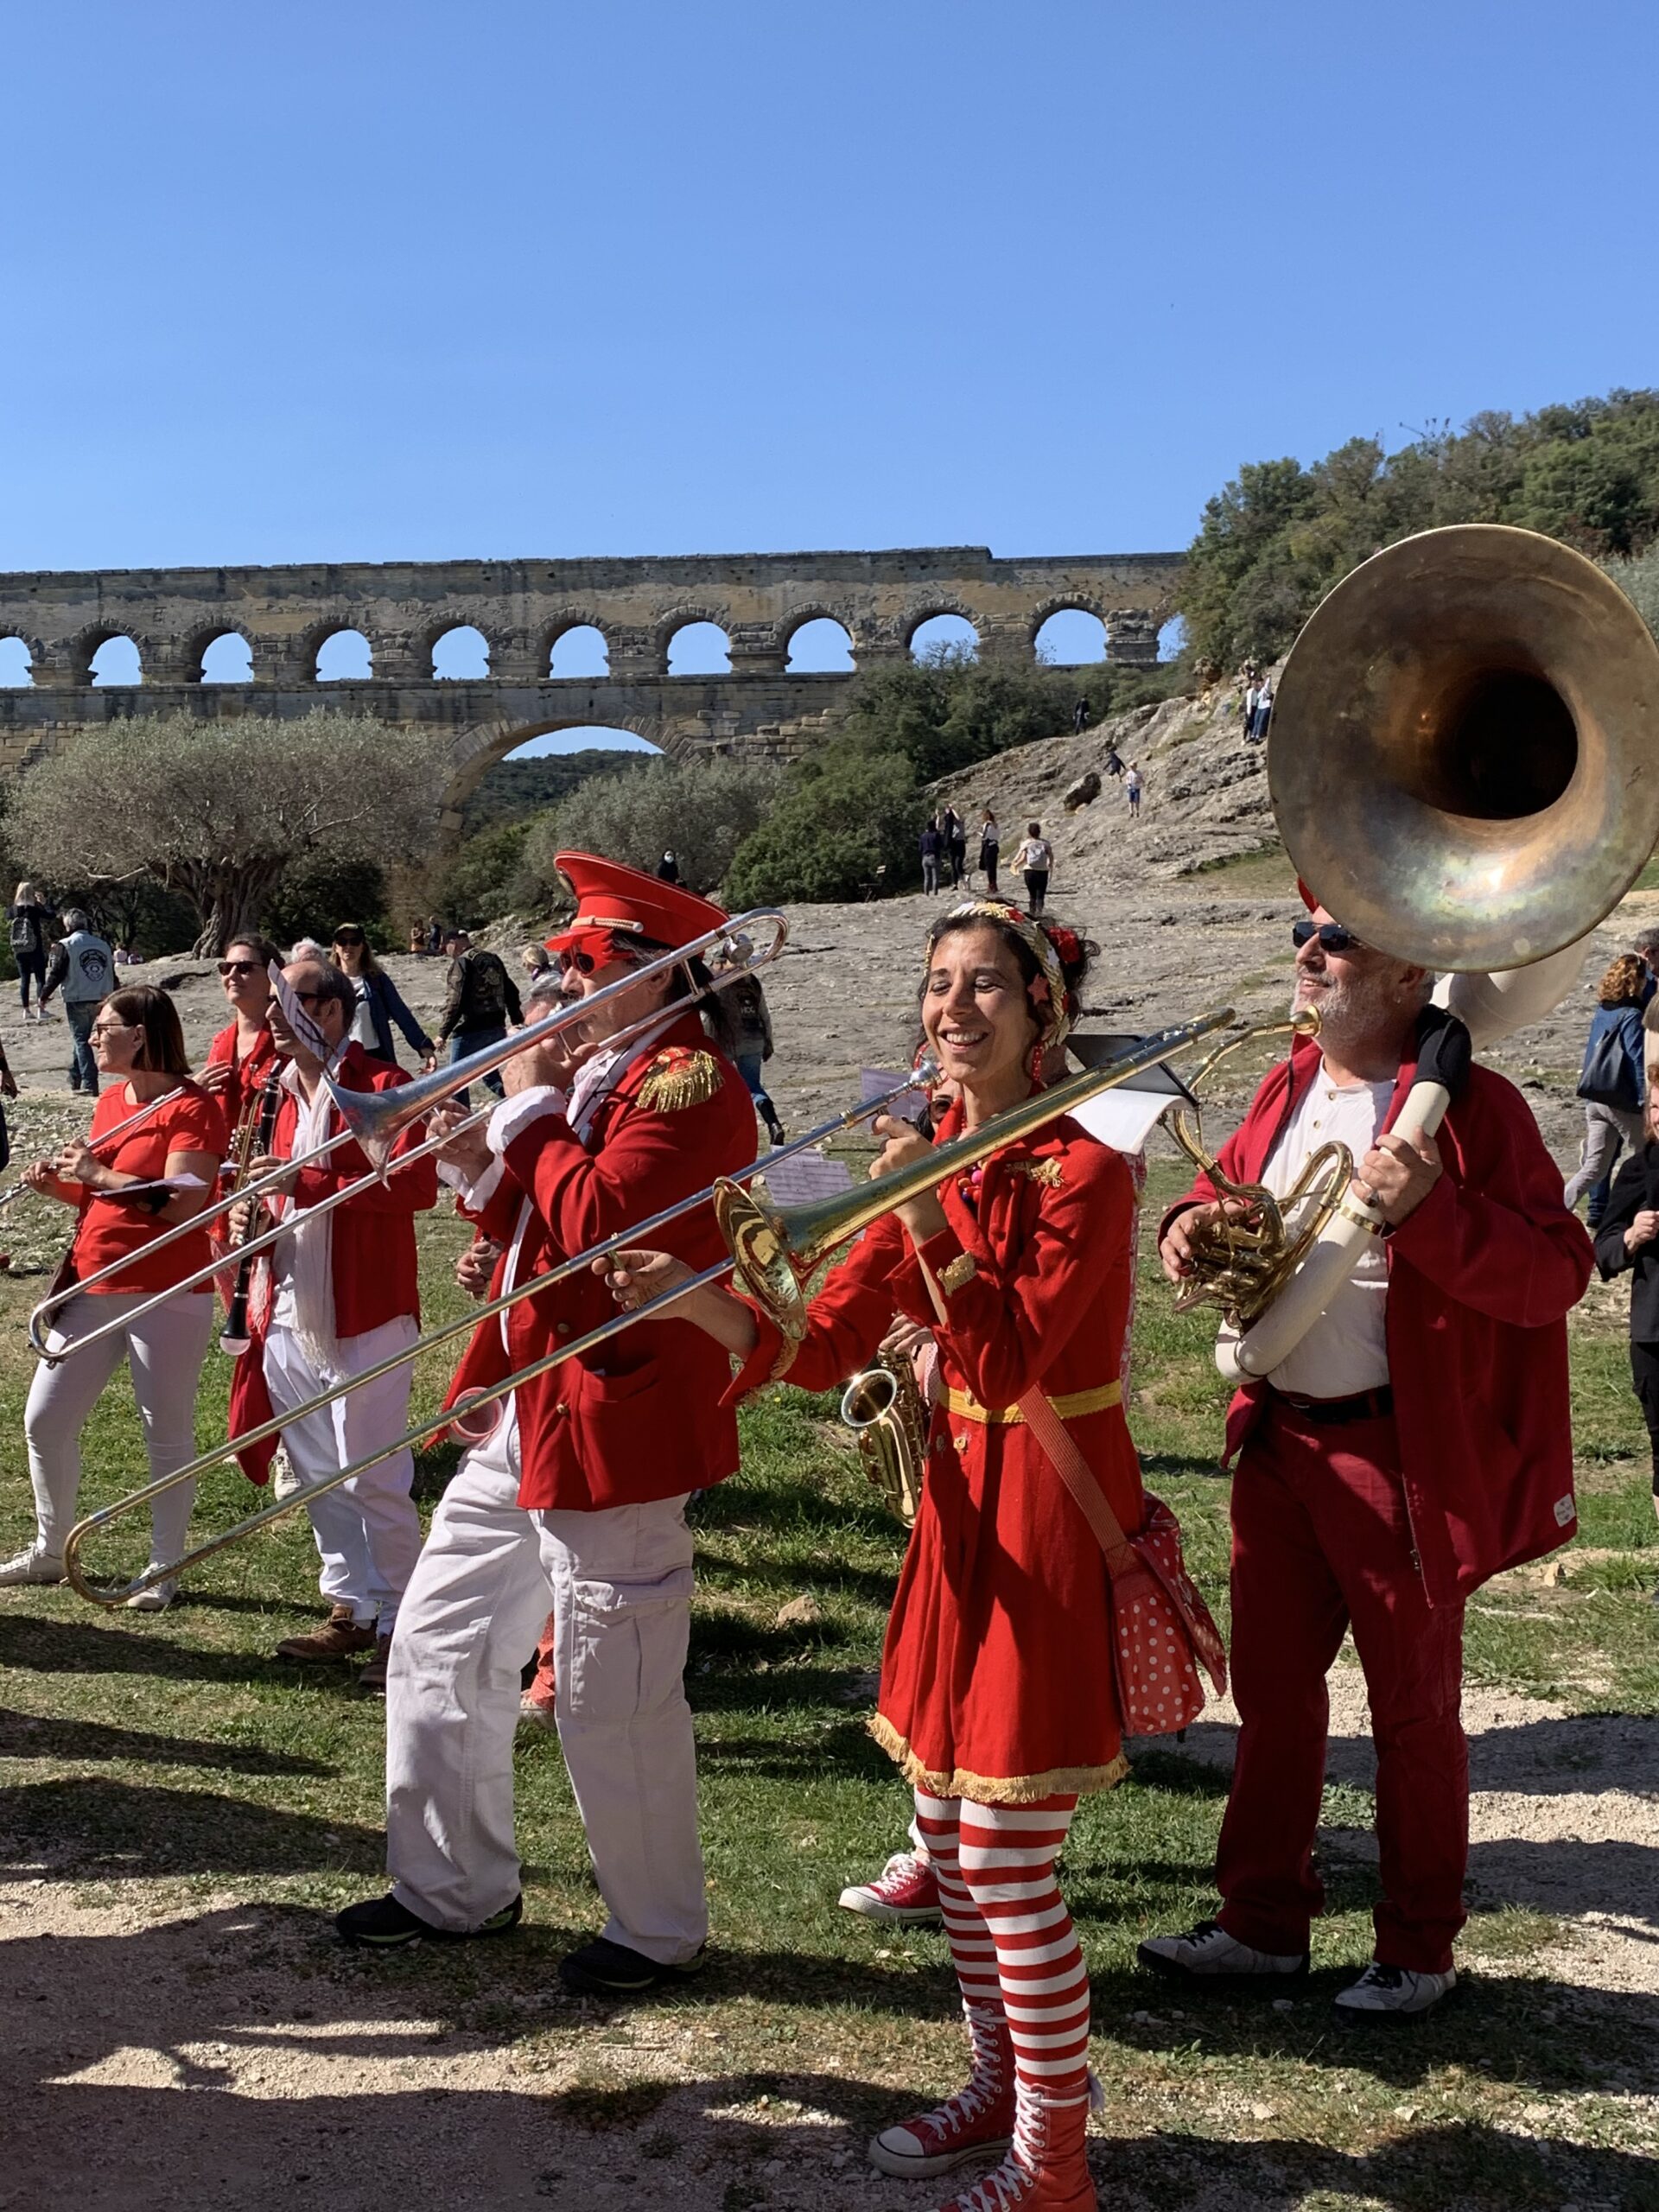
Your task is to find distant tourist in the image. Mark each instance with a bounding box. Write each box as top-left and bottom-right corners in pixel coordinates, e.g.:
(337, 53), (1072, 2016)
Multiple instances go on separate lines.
(41, 908), (115, 1095)
(715, 945), (786, 1147)
(1564, 954), (1649, 1224)
(1240, 675), (1261, 736)
(426, 915), (445, 956)
(521, 943), (553, 982)
(1103, 744), (1125, 779)
(432, 929), (522, 1099)
(1125, 762), (1143, 817)
(977, 806), (1001, 894)
(8, 880), (57, 1021)
(657, 850), (683, 885)
(1249, 678), (1274, 744)
(1073, 695), (1091, 734)
(937, 804), (966, 888)
(331, 925), (435, 1071)
(407, 922), (427, 957)
(918, 817), (944, 895)
(1012, 821), (1052, 917)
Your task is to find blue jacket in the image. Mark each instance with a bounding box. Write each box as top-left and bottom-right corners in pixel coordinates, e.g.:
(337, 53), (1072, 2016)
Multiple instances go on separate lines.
(353, 969), (434, 1066)
(1577, 1002), (1645, 1112)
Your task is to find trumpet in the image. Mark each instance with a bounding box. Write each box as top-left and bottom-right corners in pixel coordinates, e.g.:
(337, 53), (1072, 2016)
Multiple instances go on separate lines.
(30, 909), (788, 1363)
(62, 1057), (938, 1607)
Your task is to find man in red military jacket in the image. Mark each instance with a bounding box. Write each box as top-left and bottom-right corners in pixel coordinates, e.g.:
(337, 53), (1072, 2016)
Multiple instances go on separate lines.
(227, 956), (437, 1688)
(336, 856), (756, 1994)
(1140, 903), (1592, 2021)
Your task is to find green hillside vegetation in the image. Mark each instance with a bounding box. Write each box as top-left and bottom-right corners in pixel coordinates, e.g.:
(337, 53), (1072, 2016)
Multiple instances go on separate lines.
(1181, 387), (1659, 669)
(458, 746), (651, 836)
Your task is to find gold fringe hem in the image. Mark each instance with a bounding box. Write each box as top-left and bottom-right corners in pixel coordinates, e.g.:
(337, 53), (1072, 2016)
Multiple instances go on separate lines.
(867, 1711), (1130, 1802)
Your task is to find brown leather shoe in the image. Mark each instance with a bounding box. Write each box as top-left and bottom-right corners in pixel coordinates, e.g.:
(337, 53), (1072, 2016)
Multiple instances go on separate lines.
(276, 1604), (377, 1661)
(357, 1633), (392, 1694)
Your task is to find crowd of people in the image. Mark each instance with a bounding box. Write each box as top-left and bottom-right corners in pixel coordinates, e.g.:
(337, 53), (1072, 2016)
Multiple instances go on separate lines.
(0, 848), (1645, 2212)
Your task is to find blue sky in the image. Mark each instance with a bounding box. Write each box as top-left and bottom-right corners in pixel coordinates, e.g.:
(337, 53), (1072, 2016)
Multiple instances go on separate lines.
(3, 0), (1656, 750)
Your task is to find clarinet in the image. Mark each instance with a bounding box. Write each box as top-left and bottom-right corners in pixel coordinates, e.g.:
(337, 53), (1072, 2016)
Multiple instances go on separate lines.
(219, 1065), (283, 1355)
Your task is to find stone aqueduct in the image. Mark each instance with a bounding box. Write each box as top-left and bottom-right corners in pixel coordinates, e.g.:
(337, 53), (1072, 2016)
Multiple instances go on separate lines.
(0, 545), (1184, 826)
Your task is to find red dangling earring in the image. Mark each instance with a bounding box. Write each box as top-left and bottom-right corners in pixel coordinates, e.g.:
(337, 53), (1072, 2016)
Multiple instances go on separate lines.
(1030, 1040), (1046, 1085)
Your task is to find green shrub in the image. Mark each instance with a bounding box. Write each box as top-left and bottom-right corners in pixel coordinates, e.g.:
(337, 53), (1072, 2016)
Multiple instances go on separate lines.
(1605, 542), (1659, 641)
(519, 756), (779, 901)
(724, 745), (919, 906)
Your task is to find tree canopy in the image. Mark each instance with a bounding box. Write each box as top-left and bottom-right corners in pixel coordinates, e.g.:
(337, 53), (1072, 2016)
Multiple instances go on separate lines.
(1180, 389), (1659, 669)
(11, 710), (447, 954)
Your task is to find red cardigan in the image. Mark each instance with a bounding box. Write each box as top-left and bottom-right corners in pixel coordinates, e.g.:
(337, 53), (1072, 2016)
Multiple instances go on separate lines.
(1160, 1036), (1593, 1605)
(442, 1012), (757, 1511)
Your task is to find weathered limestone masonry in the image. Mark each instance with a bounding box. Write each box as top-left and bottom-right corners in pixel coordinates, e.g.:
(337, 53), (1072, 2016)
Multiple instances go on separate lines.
(0, 545), (1182, 827)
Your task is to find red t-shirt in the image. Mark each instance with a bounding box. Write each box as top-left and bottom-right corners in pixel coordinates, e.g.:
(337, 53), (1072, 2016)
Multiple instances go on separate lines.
(68, 1083), (230, 1296)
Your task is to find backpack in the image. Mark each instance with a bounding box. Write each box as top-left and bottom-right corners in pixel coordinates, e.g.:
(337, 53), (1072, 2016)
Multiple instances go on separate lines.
(1577, 1008), (1643, 1113)
(9, 908), (38, 955)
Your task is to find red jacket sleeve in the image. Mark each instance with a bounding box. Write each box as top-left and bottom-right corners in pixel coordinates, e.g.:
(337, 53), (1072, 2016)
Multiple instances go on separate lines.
(725, 1217), (912, 1402)
(890, 1144), (1135, 1408)
(1387, 1073), (1592, 1327)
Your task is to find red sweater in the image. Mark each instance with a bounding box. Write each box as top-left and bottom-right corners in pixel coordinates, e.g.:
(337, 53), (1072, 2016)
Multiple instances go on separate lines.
(1160, 1036), (1593, 1605)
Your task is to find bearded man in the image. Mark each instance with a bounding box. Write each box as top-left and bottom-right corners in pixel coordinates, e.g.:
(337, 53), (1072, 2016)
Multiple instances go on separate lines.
(1139, 905), (1592, 2021)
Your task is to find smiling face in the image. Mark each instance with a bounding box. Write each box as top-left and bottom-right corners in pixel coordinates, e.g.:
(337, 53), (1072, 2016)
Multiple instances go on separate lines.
(565, 950), (673, 1046)
(220, 941), (271, 1020)
(920, 923), (1040, 1103)
(90, 1006), (144, 1077)
(1292, 906), (1427, 1058)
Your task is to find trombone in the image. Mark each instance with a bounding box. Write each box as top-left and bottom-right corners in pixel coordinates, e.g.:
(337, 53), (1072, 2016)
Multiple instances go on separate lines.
(65, 1010), (1232, 1606)
(0, 1085), (189, 1215)
(29, 910), (787, 1362)
(61, 1055), (940, 1606)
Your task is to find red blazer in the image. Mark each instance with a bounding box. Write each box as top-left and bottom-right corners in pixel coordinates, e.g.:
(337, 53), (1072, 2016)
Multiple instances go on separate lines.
(1160, 1035), (1593, 1605)
(444, 1012), (756, 1512)
(204, 1019), (279, 1135)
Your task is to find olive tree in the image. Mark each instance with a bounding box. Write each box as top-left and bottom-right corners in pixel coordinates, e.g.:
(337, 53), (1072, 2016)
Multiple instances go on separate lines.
(11, 710), (448, 955)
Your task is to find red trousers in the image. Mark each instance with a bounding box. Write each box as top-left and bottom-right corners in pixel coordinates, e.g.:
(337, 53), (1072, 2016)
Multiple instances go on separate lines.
(1216, 1400), (1468, 1975)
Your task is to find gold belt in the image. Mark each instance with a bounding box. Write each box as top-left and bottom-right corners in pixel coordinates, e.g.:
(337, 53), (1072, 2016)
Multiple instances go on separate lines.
(944, 1380), (1122, 1427)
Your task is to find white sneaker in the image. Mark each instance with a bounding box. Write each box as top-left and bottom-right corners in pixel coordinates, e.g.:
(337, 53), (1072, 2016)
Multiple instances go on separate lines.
(1139, 1918), (1308, 1981)
(0, 1544), (67, 1587)
(125, 1579), (178, 1612)
(270, 1447), (303, 1503)
(1334, 1963), (1456, 2022)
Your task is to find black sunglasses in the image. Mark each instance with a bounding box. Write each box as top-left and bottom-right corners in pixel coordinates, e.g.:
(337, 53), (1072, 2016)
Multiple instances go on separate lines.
(1292, 919), (1363, 954)
(558, 948), (595, 975)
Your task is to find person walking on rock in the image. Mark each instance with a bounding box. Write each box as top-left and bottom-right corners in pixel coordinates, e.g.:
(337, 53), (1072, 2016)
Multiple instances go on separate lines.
(1012, 823), (1052, 917)
(1124, 763), (1143, 818)
(8, 881), (57, 1022)
(41, 909), (115, 1095)
(977, 807), (1001, 895)
(919, 818), (944, 897)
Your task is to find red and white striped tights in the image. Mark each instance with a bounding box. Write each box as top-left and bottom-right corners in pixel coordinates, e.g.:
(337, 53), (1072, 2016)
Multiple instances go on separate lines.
(912, 1787), (1097, 2211)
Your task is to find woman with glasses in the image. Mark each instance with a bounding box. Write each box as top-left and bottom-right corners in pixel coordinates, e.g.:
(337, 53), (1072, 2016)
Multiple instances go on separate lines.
(0, 987), (228, 1608)
(331, 924), (435, 1070)
(200, 932), (280, 1129)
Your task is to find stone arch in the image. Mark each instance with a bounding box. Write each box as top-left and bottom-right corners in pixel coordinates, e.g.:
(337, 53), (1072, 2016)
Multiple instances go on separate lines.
(900, 598), (982, 652)
(188, 624), (255, 682)
(412, 607), (498, 669)
(537, 610), (612, 675)
(301, 618), (374, 681)
(653, 605), (734, 672)
(781, 606), (857, 669)
(1024, 592), (1109, 648)
(429, 622), (493, 681)
(67, 622), (147, 685)
(441, 710), (675, 823)
(0, 633), (40, 686)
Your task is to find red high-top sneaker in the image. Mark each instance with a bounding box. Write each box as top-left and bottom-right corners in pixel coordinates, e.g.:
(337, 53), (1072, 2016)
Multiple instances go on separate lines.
(930, 2082), (1096, 2211)
(868, 2003), (1015, 2178)
(838, 1848), (942, 1925)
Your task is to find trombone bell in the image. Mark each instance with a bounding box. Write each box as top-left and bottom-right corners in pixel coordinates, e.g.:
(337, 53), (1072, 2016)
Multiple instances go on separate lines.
(1269, 524), (1659, 973)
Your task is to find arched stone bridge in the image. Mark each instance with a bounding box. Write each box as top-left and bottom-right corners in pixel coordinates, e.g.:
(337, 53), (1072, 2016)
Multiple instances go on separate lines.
(0, 544), (1183, 824)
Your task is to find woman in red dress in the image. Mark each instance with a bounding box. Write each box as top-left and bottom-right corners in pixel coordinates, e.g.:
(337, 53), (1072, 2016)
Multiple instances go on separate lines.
(603, 902), (1141, 2212)
(0, 987), (228, 1610)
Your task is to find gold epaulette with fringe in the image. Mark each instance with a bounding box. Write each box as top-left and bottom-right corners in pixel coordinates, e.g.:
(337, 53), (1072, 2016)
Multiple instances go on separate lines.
(638, 1046), (723, 1112)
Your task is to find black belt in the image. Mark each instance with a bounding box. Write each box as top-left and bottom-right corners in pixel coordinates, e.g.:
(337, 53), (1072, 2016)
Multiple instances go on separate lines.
(1268, 1382), (1394, 1427)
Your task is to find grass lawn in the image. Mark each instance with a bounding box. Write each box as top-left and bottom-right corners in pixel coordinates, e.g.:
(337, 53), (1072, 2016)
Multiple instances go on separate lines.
(2, 1158), (1656, 2206)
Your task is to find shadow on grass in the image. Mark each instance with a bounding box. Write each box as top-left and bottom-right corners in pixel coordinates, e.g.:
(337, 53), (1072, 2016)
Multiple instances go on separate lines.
(0, 1778), (384, 1880)
(0, 1609), (350, 1688)
(0, 1707), (331, 1777)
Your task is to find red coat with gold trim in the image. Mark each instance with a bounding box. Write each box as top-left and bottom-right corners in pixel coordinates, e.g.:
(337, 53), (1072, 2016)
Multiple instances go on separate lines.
(1159, 1034), (1592, 1604)
(727, 1097), (1145, 1804)
(443, 1012), (757, 1512)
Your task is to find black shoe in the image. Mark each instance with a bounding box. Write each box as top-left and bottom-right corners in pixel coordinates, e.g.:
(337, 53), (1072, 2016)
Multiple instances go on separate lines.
(335, 1891), (523, 1949)
(558, 1935), (707, 1996)
(767, 1123), (787, 1148)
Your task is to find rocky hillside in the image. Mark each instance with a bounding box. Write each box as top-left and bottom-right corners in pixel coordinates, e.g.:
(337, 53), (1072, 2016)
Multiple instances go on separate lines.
(931, 673), (1278, 893)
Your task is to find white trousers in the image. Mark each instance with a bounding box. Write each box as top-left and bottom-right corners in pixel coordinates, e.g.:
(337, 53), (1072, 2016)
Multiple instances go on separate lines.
(385, 1422), (704, 1962)
(26, 1288), (216, 1567)
(264, 1319), (422, 1631)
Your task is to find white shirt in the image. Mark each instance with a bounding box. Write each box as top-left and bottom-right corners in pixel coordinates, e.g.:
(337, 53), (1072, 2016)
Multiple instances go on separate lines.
(1257, 1067), (1394, 1399)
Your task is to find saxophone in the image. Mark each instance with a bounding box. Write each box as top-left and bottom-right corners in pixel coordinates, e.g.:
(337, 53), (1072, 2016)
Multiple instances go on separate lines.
(840, 1350), (930, 1528)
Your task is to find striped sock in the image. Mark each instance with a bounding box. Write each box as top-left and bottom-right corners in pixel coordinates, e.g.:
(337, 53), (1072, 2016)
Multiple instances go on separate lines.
(957, 1796), (1090, 2107)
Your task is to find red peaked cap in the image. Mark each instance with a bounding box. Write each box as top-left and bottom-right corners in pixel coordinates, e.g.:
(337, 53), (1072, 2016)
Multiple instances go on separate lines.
(543, 850), (730, 963)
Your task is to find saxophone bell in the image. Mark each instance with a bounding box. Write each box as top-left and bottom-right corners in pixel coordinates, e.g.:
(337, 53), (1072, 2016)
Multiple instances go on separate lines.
(840, 1351), (929, 1528)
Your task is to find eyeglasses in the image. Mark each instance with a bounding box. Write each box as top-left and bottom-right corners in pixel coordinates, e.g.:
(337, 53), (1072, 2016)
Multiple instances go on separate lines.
(333, 933), (364, 949)
(558, 949), (595, 975)
(218, 959), (260, 977)
(1291, 920), (1363, 955)
(293, 989), (331, 1009)
(90, 1020), (136, 1040)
